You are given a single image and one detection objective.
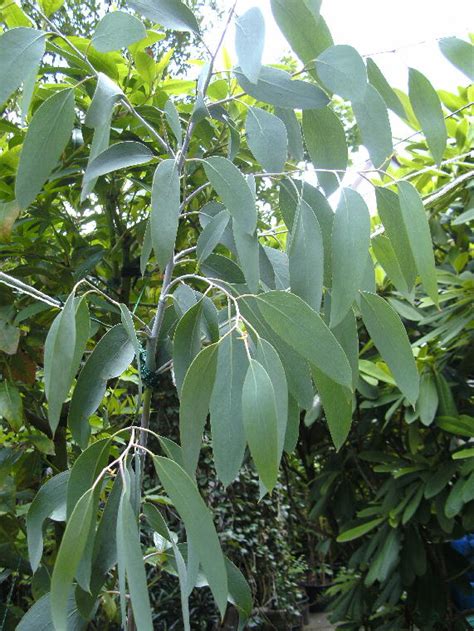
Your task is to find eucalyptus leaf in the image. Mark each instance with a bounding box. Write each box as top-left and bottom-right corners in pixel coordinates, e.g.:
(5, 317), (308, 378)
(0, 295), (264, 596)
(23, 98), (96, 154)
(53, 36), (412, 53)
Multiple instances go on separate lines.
(128, 0), (200, 33)
(366, 58), (406, 119)
(316, 45), (368, 101)
(439, 37), (474, 81)
(85, 72), (123, 128)
(232, 219), (260, 293)
(372, 233), (410, 298)
(84, 141), (153, 182)
(352, 84), (393, 169)
(312, 366), (353, 449)
(246, 106), (288, 173)
(275, 107), (304, 162)
(235, 7), (265, 84)
(196, 209), (230, 264)
(92, 11), (146, 52)
(173, 300), (203, 395)
(151, 158), (181, 269)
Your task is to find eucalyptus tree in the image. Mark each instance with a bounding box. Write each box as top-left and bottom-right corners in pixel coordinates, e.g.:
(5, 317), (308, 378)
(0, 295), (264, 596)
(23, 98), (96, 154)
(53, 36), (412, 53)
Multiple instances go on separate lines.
(0, 0), (472, 628)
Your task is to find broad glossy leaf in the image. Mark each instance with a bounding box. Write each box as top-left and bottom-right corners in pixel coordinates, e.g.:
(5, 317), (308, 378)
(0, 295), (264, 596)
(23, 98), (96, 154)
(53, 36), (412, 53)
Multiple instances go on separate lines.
(366, 58), (406, 119)
(235, 7), (264, 84)
(235, 65), (329, 110)
(330, 189), (371, 328)
(154, 456), (228, 616)
(180, 343), (219, 476)
(85, 73), (123, 128)
(397, 181), (438, 305)
(246, 106), (288, 173)
(173, 300), (203, 395)
(210, 330), (248, 486)
(51, 489), (95, 631)
(255, 338), (288, 458)
(445, 479), (465, 518)
(439, 37), (474, 81)
(128, 0), (199, 33)
(27, 471), (69, 572)
(0, 27), (46, 107)
(408, 68), (447, 164)
(372, 234), (410, 298)
(196, 209), (230, 264)
(316, 45), (368, 101)
(0, 381), (23, 431)
(352, 84), (393, 169)
(204, 157), (256, 234)
(16, 88), (75, 208)
(84, 141), (153, 182)
(375, 187), (417, 291)
(92, 11), (146, 52)
(288, 198), (324, 312)
(418, 371), (438, 427)
(303, 107), (347, 196)
(270, 0), (332, 78)
(337, 517), (384, 543)
(232, 220), (260, 293)
(151, 158), (180, 269)
(242, 360), (279, 490)
(312, 366), (353, 449)
(275, 107), (304, 162)
(44, 293), (76, 433)
(360, 292), (419, 405)
(255, 291), (352, 389)
(116, 489), (153, 629)
(68, 325), (134, 448)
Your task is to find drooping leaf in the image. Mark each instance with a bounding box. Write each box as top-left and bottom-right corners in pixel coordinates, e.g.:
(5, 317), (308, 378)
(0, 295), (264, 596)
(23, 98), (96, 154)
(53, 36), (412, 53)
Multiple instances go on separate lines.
(330, 189), (371, 328)
(235, 65), (329, 110)
(15, 88), (75, 208)
(17, 591), (85, 631)
(316, 45), (368, 101)
(284, 395), (300, 454)
(204, 157), (256, 234)
(68, 325), (134, 448)
(151, 158), (181, 269)
(85, 72), (123, 128)
(51, 489), (96, 631)
(26, 471), (69, 573)
(210, 331), (248, 486)
(270, 0), (332, 78)
(288, 198), (324, 312)
(439, 37), (474, 81)
(92, 11), (146, 52)
(246, 106), (288, 173)
(255, 291), (352, 389)
(360, 292), (419, 405)
(312, 366), (353, 449)
(234, 6), (265, 84)
(275, 107), (304, 162)
(332, 308), (359, 389)
(337, 517), (384, 543)
(84, 141), (153, 183)
(372, 233), (410, 298)
(67, 438), (111, 517)
(0, 381), (23, 431)
(180, 342), (219, 477)
(154, 456), (228, 616)
(397, 181), (438, 305)
(232, 220), (260, 293)
(418, 370), (439, 427)
(366, 58), (406, 119)
(352, 84), (393, 169)
(0, 27), (46, 108)
(408, 68), (447, 165)
(164, 98), (182, 147)
(44, 293), (76, 434)
(196, 209), (230, 264)
(242, 360), (279, 491)
(173, 300), (203, 395)
(128, 0), (200, 33)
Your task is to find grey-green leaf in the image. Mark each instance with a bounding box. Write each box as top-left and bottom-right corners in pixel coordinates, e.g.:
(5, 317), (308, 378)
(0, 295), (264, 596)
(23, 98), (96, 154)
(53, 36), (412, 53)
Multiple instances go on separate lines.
(303, 107), (347, 196)
(242, 360), (279, 491)
(210, 331), (248, 486)
(173, 300), (203, 395)
(330, 189), (371, 328)
(84, 141), (153, 183)
(372, 233), (410, 298)
(366, 58), (406, 119)
(154, 456), (228, 616)
(397, 181), (438, 306)
(255, 291), (353, 389)
(408, 68), (447, 165)
(17, 592), (85, 631)
(196, 209), (230, 264)
(439, 37), (474, 81)
(312, 366), (353, 450)
(352, 84), (393, 169)
(128, 0), (200, 33)
(246, 106), (288, 173)
(180, 342), (219, 476)
(235, 6), (265, 84)
(275, 108), (304, 162)
(151, 158), (181, 269)
(235, 65), (329, 110)
(332, 308), (359, 390)
(360, 291), (419, 405)
(16, 88), (75, 208)
(233, 220), (260, 293)
(92, 11), (146, 52)
(27, 471), (69, 573)
(85, 72), (123, 128)
(288, 198), (324, 312)
(204, 157), (256, 234)
(316, 45), (368, 101)
(164, 98), (182, 147)
(0, 27), (46, 108)
(68, 325), (134, 448)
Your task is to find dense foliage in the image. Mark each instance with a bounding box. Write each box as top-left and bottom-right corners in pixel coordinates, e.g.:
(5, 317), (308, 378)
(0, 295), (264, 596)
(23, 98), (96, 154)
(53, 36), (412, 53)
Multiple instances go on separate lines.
(0, 0), (472, 629)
